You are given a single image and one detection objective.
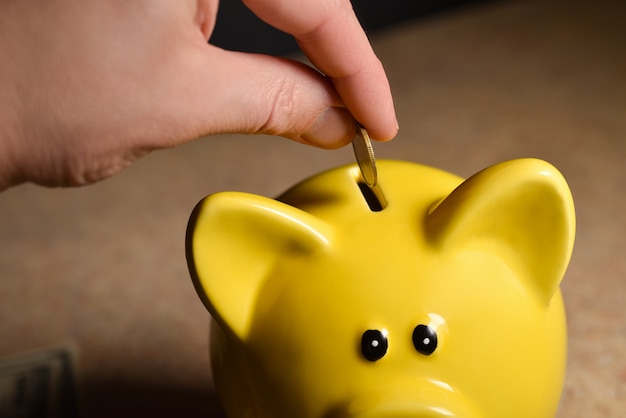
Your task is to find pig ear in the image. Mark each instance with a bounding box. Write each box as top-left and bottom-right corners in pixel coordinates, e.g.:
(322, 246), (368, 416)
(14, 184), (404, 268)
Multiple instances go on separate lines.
(186, 192), (333, 340)
(425, 159), (575, 304)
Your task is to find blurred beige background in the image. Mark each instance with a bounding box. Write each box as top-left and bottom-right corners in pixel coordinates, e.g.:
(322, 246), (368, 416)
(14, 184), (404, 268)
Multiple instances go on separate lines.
(1, 0), (624, 416)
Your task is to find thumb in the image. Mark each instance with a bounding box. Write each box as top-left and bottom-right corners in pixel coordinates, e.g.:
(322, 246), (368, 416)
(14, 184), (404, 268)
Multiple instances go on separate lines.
(172, 47), (357, 149)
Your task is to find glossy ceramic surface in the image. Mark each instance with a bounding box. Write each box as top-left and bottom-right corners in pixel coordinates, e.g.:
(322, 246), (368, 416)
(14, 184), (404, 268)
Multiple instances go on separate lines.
(186, 159), (575, 418)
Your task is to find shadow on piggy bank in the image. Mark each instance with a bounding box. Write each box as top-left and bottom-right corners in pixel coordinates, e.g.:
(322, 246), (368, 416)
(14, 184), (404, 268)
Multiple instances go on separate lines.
(186, 159), (575, 418)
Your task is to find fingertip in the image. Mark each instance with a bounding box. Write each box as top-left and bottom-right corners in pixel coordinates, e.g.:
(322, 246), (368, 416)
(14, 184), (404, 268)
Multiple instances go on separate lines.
(329, 62), (398, 142)
(359, 117), (398, 143)
(379, 120), (399, 142)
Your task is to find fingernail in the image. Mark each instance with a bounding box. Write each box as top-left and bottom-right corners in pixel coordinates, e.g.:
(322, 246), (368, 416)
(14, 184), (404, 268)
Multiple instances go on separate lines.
(302, 107), (356, 148)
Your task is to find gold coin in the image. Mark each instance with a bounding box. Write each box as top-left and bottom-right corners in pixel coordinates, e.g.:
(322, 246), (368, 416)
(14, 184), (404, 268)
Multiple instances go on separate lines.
(352, 125), (377, 187)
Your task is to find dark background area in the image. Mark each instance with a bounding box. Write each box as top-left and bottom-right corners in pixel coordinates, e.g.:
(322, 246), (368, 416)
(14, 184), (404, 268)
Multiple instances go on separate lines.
(210, 0), (498, 55)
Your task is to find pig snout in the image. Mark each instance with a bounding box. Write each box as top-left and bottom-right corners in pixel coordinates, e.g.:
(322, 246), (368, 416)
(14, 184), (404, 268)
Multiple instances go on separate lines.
(323, 380), (478, 418)
(325, 403), (472, 418)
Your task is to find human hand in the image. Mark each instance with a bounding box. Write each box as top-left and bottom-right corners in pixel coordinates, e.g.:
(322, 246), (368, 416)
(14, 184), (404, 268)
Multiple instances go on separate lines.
(0, 0), (397, 189)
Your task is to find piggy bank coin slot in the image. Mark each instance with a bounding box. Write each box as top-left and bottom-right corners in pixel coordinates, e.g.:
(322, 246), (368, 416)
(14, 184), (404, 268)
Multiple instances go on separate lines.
(361, 329), (389, 361)
(357, 181), (387, 212)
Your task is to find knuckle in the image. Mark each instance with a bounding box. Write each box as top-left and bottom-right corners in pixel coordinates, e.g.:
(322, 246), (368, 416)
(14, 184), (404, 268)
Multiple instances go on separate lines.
(258, 74), (305, 137)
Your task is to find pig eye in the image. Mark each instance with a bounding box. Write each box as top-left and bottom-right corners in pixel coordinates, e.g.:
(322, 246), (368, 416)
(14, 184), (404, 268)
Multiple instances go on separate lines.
(412, 325), (437, 355)
(361, 329), (388, 362)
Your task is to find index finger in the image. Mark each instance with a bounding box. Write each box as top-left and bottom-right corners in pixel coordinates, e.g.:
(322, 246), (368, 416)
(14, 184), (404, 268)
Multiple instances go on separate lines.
(243, 0), (398, 141)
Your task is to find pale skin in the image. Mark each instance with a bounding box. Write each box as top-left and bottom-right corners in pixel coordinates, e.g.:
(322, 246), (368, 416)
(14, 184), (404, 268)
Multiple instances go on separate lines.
(0, 0), (397, 190)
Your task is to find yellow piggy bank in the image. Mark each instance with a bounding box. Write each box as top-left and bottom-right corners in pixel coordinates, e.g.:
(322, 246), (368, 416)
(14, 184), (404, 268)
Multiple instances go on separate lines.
(186, 159), (575, 418)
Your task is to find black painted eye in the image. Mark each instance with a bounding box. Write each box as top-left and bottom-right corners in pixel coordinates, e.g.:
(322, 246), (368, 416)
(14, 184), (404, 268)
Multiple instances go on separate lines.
(412, 325), (437, 355)
(361, 329), (388, 362)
